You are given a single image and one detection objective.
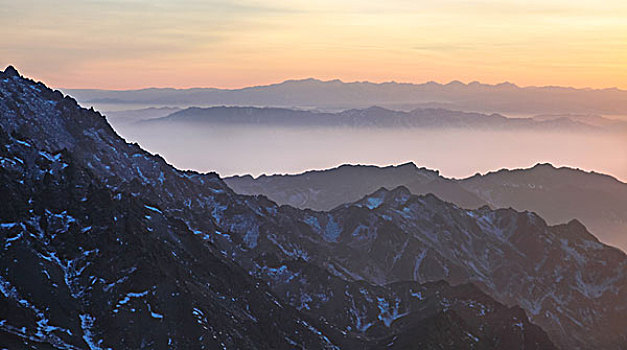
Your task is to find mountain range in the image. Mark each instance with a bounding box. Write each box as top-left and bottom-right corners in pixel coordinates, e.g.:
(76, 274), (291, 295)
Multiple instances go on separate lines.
(103, 107), (181, 125)
(137, 106), (611, 132)
(226, 163), (627, 252)
(2, 66), (626, 349)
(64, 78), (627, 116)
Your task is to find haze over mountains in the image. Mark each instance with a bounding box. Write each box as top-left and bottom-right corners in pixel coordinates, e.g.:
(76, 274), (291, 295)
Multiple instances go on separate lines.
(110, 112), (627, 185)
(61, 76), (627, 185)
(2, 67), (627, 349)
(65, 78), (627, 117)
(225, 162), (627, 252)
(103, 107), (181, 125)
(139, 106), (610, 132)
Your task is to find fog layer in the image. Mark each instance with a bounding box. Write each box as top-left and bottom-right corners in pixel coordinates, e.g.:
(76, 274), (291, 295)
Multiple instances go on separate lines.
(113, 122), (627, 182)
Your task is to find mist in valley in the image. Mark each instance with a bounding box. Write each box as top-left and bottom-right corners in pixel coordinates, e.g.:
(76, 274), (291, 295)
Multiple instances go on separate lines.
(112, 121), (627, 182)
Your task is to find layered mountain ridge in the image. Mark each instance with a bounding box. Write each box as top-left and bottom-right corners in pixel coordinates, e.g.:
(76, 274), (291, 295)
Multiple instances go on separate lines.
(225, 162), (627, 251)
(65, 77), (627, 116)
(139, 106), (604, 131)
(2, 66), (626, 349)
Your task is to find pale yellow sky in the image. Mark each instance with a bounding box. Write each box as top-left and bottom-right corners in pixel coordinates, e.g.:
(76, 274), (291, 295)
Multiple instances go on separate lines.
(2, 0), (627, 89)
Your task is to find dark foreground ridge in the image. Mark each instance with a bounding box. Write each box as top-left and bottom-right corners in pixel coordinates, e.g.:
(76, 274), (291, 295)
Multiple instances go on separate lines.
(1, 66), (625, 349)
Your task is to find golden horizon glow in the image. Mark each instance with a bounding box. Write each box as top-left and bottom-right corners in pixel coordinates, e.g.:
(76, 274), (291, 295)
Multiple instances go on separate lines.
(2, 0), (627, 90)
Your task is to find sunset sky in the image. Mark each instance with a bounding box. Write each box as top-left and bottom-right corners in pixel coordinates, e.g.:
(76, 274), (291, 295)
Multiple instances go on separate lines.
(2, 0), (627, 89)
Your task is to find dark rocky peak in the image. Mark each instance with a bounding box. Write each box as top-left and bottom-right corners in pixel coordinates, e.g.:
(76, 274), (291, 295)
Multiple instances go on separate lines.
(0, 68), (226, 193)
(531, 162), (557, 171)
(2, 70), (625, 349)
(384, 185), (412, 200)
(552, 219), (601, 244)
(495, 81), (518, 89)
(331, 162), (439, 181)
(350, 186), (412, 210)
(343, 105), (398, 116)
(2, 65), (20, 77)
(0, 66), (107, 137)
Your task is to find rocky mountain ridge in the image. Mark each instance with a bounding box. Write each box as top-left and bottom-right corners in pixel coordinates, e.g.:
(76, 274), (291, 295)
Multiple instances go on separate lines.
(225, 162), (627, 251)
(2, 66), (625, 349)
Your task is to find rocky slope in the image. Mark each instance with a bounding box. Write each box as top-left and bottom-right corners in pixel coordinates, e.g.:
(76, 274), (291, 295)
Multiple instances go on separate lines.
(0, 67), (341, 349)
(461, 164), (627, 251)
(2, 66), (625, 348)
(225, 163), (487, 211)
(225, 162), (627, 252)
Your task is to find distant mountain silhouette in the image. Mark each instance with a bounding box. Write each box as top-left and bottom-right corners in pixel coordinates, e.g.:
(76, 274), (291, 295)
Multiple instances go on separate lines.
(139, 105), (602, 131)
(225, 163), (627, 251)
(532, 114), (627, 131)
(65, 78), (627, 116)
(103, 106), (181, 125)
(226, 163), (487, 210)
(3, 65), (573, 349)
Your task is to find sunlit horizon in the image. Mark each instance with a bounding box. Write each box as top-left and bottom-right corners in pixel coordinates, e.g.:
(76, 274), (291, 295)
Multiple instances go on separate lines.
(2, 0), (627, 90)
(56, 76), (627, 92)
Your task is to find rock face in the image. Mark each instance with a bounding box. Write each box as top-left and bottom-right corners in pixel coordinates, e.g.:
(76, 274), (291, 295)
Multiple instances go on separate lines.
(461, 164), (627, 251)
(0, 70), (339, 349)
(1, 66), (624, 349)
(225, 162), (627, 252)
(225, 163), (487, 210)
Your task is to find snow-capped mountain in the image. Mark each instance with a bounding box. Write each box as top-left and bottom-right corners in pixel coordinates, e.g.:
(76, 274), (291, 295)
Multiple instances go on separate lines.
(1, 66), (625, 349)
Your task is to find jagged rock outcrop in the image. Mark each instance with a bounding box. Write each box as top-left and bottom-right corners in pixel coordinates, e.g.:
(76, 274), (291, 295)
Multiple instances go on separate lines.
(225, 162), (627, 251)
(2, 66), (624, 349)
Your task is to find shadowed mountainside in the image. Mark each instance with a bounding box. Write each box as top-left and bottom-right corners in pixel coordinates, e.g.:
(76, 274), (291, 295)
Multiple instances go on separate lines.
(2, 66), (626, 349)
(225, 163), (627, 252)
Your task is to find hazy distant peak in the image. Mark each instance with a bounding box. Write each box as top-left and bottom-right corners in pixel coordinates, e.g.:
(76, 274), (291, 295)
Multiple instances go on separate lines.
(495, 81), (518, 88)
(278, 77), (342, 86)
(420, 80), (442, 87)
(339, 105), (395, 114)
(553, 219), (602, 244)
(363, 105), (393, 112)
(445, 80), (466, 87)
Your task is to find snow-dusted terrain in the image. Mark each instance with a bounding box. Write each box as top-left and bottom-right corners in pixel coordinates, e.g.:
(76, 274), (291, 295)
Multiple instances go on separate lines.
(225, 162), (627, 251)
(1, 66), (625, 349)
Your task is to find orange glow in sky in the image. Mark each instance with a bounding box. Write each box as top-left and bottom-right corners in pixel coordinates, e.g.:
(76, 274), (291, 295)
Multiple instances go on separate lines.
(2, 0), (627, 90)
